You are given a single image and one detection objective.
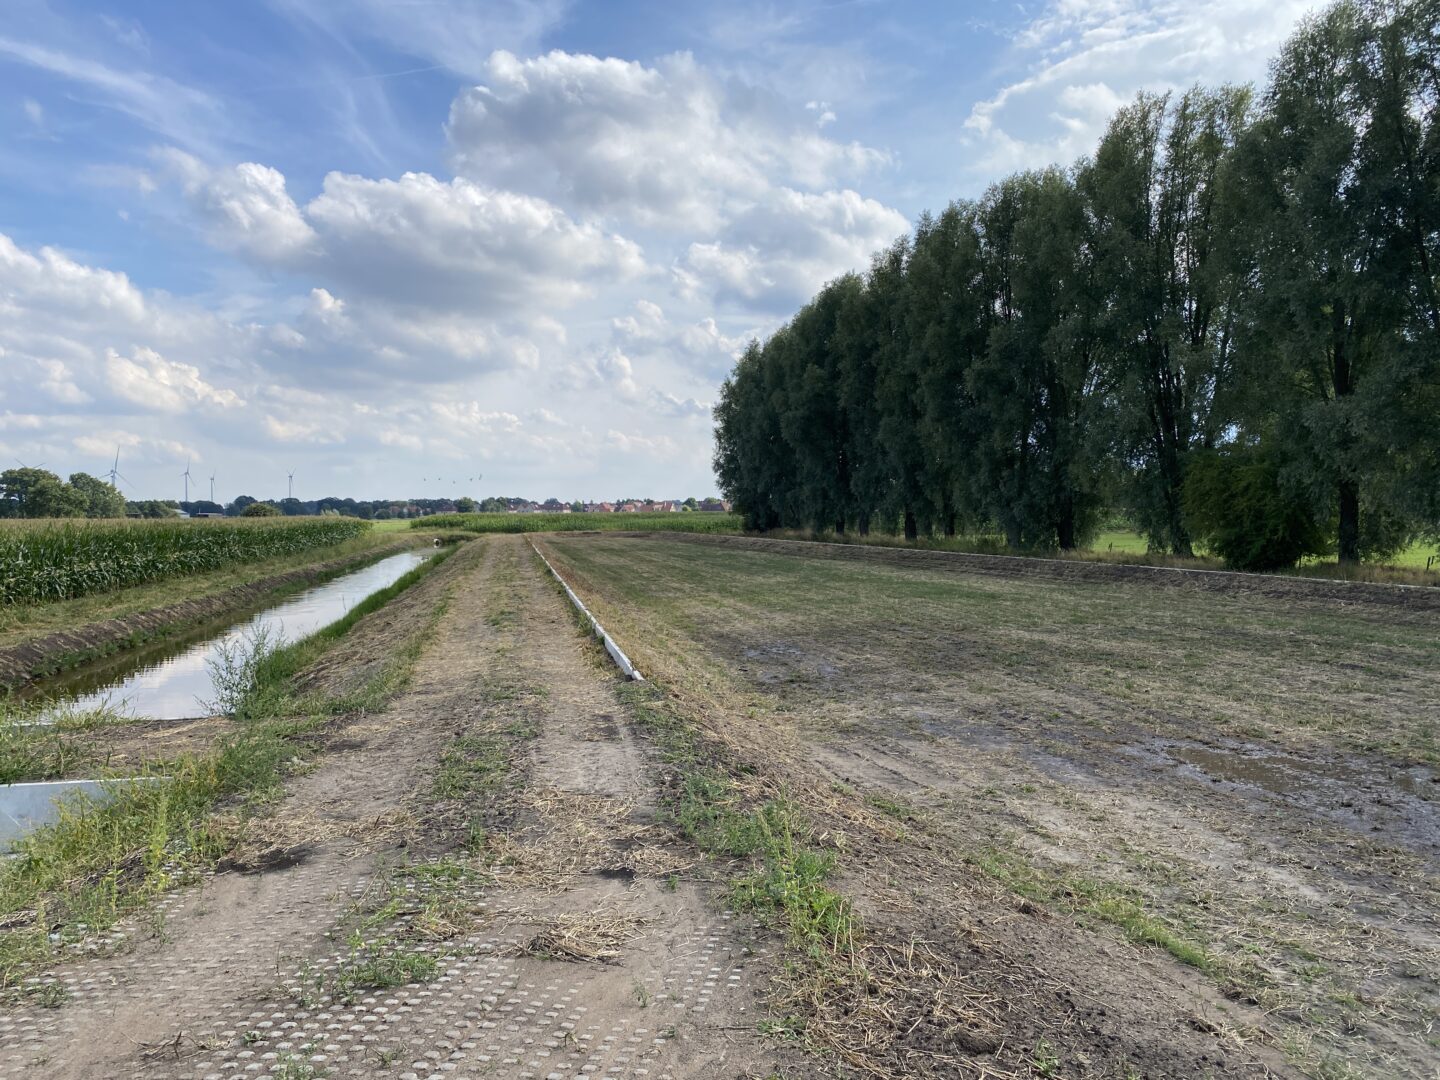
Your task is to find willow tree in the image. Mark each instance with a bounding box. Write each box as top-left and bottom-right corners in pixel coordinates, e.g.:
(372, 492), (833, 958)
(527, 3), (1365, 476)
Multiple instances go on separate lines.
(1083, 87), (1251, 554)
(907, 203), (989, 536)
(714, 341), (790, 530)
(777, 278), (861, 532)
(1230, 0), (1429, 562)
(966, 170), (1108, 549)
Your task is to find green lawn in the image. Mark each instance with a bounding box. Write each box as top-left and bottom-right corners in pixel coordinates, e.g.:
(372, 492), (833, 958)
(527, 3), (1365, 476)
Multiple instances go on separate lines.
(1089, 528), (1440, 568)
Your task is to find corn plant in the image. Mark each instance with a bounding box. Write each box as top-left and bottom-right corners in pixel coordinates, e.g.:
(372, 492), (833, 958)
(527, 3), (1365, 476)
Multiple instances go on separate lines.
(0, 517), (370, 605)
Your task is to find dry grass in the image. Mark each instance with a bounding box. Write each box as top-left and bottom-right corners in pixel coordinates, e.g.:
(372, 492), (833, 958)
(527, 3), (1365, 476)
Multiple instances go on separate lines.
(515, 911), (645, 964)
(477, 789), (698, 888)
(783, 940), (1014, 1079)
(215, 806), (418, 870)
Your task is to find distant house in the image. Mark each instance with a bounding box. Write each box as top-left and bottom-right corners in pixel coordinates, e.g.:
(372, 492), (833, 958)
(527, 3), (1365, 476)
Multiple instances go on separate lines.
(596, 502), (615, 513)
(699, 498), (727, 512)
(652, 500), (679, 512)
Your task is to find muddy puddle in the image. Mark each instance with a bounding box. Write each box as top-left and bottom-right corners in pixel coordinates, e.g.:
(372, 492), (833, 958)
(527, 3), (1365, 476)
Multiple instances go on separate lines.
(23, 550), (431, 723)
(1169, 743), (1436, 800)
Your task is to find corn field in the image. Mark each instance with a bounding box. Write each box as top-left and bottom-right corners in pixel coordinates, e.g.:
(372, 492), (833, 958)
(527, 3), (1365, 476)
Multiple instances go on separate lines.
(0, 517), (370, 605)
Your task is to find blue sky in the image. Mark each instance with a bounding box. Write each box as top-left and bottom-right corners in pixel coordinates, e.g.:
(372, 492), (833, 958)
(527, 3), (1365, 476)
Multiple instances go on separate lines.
(1, 0), (1320, 503)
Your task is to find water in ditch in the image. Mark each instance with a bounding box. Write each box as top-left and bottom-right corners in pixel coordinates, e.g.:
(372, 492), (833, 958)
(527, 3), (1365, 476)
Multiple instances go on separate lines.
(24, 549), (432, 723)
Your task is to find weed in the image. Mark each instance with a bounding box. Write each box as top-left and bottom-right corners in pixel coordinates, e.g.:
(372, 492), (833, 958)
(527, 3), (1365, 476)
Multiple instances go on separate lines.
(673, 771), (770, 856)
(432, 734), (510, 799)
(632, 980), (650, 1007)
(0, 701), (131, 784)
(1033, 1037), (1061, 1077)
(272, 1053), (329, 1080)
(963, 845), (1216, 972)
(203, 625), (283, 716)
(757, 1015), (806, 1040)
(864, 793), (911, 820)
(332, 946), (438, 1003)
(463, 817), (488, 854)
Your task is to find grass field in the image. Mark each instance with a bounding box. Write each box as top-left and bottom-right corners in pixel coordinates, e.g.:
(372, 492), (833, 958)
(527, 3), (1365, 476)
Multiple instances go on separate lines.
(415, 510), (743, 534)
(540, 533), (1440, 1079)
(1092, 527), (1440, 569)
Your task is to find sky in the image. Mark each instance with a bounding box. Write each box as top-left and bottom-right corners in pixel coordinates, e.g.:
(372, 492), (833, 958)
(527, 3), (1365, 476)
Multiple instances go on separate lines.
(1, 0), (1323, 504)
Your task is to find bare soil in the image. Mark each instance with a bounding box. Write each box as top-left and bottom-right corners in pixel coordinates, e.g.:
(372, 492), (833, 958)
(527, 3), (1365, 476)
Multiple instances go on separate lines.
(538, 533), (1440, 1079)
(0, 536), (783, 1079)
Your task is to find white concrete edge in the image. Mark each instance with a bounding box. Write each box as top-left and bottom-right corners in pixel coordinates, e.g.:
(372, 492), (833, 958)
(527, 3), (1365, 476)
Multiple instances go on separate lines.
(527, 537), (644, 682)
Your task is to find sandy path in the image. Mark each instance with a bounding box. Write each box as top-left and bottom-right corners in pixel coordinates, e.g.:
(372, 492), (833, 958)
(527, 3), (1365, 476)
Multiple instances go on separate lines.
(0, 536), (775, 1080)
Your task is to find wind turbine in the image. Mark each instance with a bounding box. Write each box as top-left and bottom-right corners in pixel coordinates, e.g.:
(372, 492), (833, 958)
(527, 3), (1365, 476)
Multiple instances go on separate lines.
(13, 458), (46, 470)
(287, 469), (295, 500)
(105, 449), (132, 491)
(182, 461), (193, 503)
(209, 472), (216, 504)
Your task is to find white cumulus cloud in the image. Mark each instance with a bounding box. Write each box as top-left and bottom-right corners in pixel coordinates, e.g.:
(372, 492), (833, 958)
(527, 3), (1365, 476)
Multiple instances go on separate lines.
(105, 346), (245, 412)
(447, 49), (890, 230)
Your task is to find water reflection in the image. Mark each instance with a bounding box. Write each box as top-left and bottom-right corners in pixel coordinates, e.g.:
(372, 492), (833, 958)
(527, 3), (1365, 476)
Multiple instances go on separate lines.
(31, 550), (430, 722)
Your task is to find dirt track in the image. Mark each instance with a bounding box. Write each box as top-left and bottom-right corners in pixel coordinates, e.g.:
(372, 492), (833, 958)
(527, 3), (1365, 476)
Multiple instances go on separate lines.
(1, 537), (779, 1079)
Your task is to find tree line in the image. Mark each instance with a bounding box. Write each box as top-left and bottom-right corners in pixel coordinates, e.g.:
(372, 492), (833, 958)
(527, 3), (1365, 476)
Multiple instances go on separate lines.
(0, 471), (717, 523)
(714, 0), (1438, 570)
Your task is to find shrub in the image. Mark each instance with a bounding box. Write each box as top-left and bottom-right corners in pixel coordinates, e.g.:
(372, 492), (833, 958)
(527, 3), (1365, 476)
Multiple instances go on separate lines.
(1182, 448), (1329, 571)
(242, 502), (282, 517)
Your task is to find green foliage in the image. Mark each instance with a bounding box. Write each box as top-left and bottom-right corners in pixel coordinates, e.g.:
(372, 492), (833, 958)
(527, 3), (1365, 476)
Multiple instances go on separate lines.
(1226, 0), (1439, 563)
(242, 501), (282, 517)
(0, 516), (369, 605)
(0, 468), (86, 519)
(67, 473), (127, 518)
(712, 0), (1438, 564)
(127, 499), (179, 519)
(1183, 448), (1331, 570)
(414, 511), (742, 535)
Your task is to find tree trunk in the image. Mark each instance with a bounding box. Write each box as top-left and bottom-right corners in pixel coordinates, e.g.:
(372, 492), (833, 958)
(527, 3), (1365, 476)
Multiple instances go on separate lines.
(1338, 478), (1360, 565)
(944, 511), (956, 537)
(1056, 492), (1077, 551)
(858, 512), (870, 537)
(834, 515), (846, 536)
(903, 508), (918, 541)
(1333, 300), (1358, 566)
